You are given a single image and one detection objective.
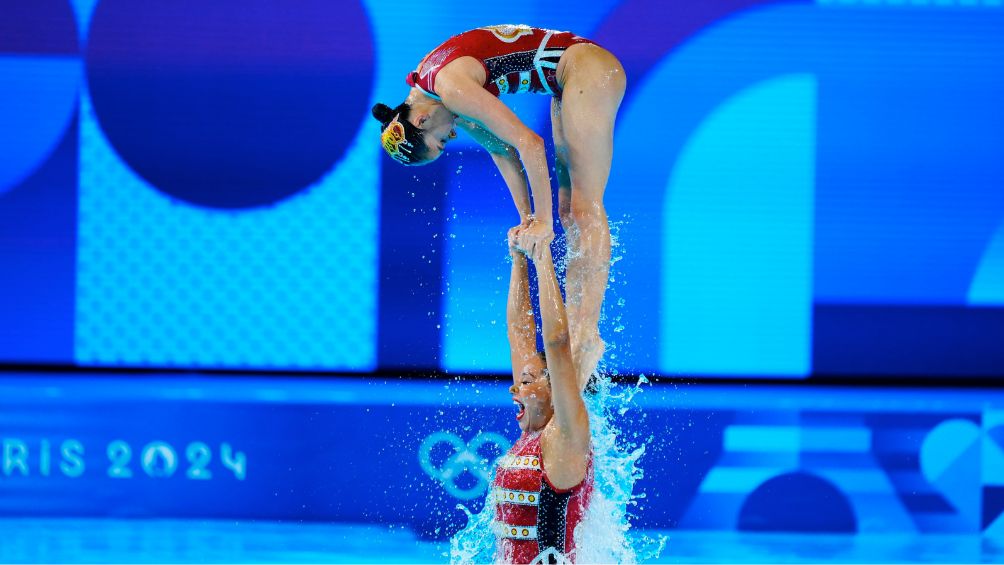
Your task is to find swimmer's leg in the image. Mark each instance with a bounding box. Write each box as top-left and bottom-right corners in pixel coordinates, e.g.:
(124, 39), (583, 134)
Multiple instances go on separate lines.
(557, 47), (626, 388)
(552, 98), (593, 390)
(551, 98), (581, 350)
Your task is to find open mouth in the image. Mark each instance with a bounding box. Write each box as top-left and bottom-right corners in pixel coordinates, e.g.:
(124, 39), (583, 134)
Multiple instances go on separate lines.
(513, 398), (526, 420)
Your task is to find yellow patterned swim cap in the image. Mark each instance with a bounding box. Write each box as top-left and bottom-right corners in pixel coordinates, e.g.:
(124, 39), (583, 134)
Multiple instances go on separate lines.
(380, 117), (415, 164)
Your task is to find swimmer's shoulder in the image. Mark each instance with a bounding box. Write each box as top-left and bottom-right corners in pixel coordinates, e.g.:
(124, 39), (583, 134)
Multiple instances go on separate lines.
(434, 57), (489, 94)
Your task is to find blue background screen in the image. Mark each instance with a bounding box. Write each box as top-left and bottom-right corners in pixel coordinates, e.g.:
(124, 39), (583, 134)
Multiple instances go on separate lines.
(1, 0), (1003, 378)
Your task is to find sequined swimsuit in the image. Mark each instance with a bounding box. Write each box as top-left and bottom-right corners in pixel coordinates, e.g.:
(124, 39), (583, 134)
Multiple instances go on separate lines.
(492, 431), (594, 564)
(406, 25), (596, 100)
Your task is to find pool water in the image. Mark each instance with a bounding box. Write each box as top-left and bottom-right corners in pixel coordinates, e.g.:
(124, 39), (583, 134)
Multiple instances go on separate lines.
(1, 518), (1001, 563)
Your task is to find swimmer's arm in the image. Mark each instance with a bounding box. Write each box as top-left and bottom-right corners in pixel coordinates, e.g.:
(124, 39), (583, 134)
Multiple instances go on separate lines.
(506, 237), (537, 385)
(535, 247), (589, 445)
(436, 72), (552, 227)
(457, 119), (532, 222)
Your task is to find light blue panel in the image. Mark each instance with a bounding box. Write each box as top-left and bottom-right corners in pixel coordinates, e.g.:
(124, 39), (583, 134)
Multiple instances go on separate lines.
(802, 428), (872, 452)
(985, 408), (1004, 488)
(660, 75), (815, 377)
(75, 93), (378, 369)
(968, 221), (1004, 304)
(920, 419), (981, 482)
(0, 57), (80, 194)
(724, 425), (871, 453)
(441, 211), (513, 372)
(68, 0), (99, 44)
(724, 426), (800, 453)
(982, 434), (1004, 486)
(700, 467), (780, 493)
(985, 409), (1004, 429)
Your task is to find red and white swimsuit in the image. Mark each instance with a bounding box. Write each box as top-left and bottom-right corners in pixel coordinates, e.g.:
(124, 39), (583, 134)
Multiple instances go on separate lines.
(493, 431), (593, 564)
(406, 25), (596, 100)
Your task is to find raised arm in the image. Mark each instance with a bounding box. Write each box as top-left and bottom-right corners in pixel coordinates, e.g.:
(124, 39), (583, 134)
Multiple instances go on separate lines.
(506, 228), (538, 385)
(532, 244), (589, 448)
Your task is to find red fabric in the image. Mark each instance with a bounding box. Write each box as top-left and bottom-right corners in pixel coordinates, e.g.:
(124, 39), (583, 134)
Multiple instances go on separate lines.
(405, 25), (595, 99)
(493, 431), (594, 564)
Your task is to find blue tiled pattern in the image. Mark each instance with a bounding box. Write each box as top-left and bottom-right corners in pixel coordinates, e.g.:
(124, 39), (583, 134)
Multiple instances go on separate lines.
(75, 93), (377, 369)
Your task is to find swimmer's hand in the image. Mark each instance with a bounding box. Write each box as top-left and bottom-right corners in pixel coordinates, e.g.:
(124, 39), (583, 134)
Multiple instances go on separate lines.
(518, 218), (554, 262)
(508, 225), (528, 257)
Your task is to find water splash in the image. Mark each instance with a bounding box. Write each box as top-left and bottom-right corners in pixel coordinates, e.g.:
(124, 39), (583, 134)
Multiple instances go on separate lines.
(575, 374), (667, 564)
(449, 480), (499, 564)
(448, 374), (665, 564)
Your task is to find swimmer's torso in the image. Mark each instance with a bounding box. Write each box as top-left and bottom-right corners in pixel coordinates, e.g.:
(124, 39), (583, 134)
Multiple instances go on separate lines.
(406, 25), (595, 99)
(492, 431), (593, 564)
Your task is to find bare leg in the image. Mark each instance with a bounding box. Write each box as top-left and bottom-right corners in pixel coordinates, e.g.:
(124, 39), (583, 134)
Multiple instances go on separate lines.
(551, 98), (579, 351)
(552, 98), (594, 389)
(557, 45), (626, 389)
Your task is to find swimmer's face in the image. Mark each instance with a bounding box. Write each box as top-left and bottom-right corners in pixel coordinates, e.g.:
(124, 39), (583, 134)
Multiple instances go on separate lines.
(508, 356), (553, 433)
(409, 104), (456, 164)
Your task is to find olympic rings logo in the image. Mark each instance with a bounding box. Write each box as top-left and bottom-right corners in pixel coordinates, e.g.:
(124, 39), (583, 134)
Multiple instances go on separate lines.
(418, 431), (510, 500)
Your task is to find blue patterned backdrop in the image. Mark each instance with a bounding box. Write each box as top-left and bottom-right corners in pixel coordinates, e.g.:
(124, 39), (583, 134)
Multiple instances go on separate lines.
(1, 0), (1003, 376)
(2, 377), (1003, 536)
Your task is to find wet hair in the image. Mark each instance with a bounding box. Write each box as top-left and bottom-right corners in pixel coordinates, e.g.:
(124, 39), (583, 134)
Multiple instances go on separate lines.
(372, 102), (430, 165)
(535, 350), (550, 382)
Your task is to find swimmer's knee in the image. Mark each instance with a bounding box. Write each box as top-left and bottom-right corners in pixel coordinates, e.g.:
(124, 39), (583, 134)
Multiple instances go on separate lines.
(570, 197), (606, 226)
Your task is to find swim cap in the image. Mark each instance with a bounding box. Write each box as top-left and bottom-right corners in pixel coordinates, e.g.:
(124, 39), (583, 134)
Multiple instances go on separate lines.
(372, 102), (428, 165)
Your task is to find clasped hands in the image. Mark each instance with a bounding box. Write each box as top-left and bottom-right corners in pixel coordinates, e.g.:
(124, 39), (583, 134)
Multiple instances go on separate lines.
(508, 217), (555, 262)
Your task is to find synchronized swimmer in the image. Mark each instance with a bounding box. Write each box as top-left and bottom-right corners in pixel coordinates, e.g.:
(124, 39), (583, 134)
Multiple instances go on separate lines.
(372, 24), (625, 563)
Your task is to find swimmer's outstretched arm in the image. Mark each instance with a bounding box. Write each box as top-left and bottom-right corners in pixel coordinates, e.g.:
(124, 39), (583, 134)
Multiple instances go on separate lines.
(506, 227), (538, 386)
(533, 244), (589, 446)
